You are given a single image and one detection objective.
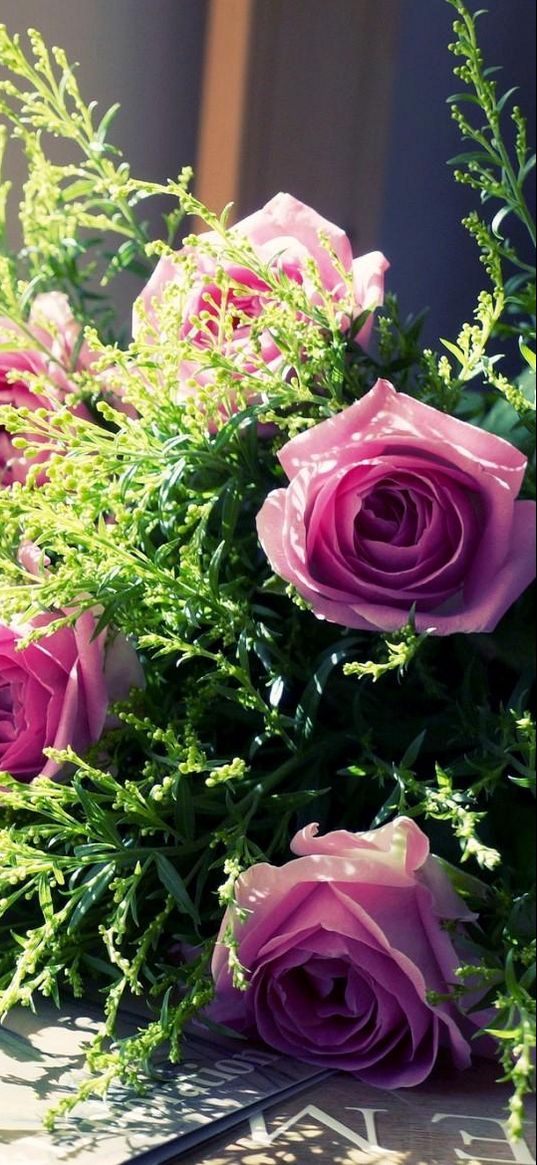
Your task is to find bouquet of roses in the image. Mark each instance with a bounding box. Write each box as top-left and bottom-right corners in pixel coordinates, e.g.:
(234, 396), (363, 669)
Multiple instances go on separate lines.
(0, 0), (535, 1138)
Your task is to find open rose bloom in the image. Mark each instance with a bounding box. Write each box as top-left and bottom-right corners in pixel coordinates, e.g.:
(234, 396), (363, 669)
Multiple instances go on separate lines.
(0, 610), (143, 782)
(212, 818), (485, 1087)
(0, 292), (93, 486)
(133, 193), (388, 412)
(257, 379), (536, 634)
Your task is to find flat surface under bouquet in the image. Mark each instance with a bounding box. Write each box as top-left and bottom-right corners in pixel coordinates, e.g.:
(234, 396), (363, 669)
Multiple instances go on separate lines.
(2, 1003), (535, 1165)
(175, 1065), (537, 1165)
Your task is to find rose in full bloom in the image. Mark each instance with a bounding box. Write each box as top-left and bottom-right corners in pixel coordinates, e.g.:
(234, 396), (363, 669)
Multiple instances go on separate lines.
(0, 611), (143, 782)
(133, 193), (388, 404)
(212, 817), (481, 1087)
(0, 292), (93, 486)
(256, 378), (536, 634)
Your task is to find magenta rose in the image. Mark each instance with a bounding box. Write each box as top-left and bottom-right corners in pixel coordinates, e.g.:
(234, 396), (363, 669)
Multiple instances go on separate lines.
(211, 817), (481, 1087)
(0, 610), (143, 782)
(0, 292), (93, 486)
(256, 378), (536, 634)
(133, 193), (388, 407)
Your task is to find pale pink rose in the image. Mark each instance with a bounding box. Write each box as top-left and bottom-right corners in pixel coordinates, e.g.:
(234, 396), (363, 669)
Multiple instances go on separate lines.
(212, 818), (482, 1087)
(17, 540), (50, 576)
(0, 611), (144, 782)
(30, 293), (139, 419)
(0, 293), (93, 486)
(256, 378), (536, 635)
(133, 193), (388, 412)
(28, 292), (96, 385)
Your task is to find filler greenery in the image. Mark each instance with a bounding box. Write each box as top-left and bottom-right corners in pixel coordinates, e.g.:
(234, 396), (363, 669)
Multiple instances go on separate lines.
(0, 0), (534, 1137)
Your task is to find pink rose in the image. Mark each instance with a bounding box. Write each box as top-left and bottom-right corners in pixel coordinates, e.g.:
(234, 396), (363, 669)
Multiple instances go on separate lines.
(0, 610), (143, 782)
(256, 379), (536, 634)
(211, 818), (481, 1087)
(0, 292), (93, 486)
(26, 292), (96, 381)
(133, 193), (388, 408)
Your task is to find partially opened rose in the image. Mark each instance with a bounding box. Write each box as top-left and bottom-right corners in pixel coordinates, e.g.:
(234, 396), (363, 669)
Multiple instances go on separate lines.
(0, 610), (143, 782)
(256, 379), (536, 634)
(133, 193), (388, 408)
(212, 818), (480, 1087)
(0, 292), (93, 486)
(26, 291), (96, 383)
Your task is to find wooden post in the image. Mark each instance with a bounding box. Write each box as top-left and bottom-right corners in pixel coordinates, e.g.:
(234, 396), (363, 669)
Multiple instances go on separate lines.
(194, 0), (400, 250)
(195, 0), (253, 223)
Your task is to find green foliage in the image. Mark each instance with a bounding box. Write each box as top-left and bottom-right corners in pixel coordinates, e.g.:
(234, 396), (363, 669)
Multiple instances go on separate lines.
(0, 0), (535, 1134)
(446, 0), (535, 245)
(490, 939), (536, 1141)
(0, 25), (191, 327)
(342, 615), (430, 682)
(416, 0), (537, 421)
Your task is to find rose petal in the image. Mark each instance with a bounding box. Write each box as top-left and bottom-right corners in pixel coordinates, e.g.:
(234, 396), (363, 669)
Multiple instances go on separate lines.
(212, 819), (480, 1085)
(258, 380), (535, 634)
(0, 613), (143, 783)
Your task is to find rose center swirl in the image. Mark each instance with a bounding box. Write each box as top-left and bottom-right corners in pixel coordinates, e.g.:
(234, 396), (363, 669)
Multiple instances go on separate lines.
(354, 485), (424, 548)
(0, 677), (24, 743)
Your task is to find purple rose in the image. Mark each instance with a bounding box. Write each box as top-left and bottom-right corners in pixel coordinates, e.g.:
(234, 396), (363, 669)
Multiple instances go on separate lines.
(256, 379), (536, 634)
(133, 193), (388, 410)
(0, 610), (143, 782)
(212, 818), (482, 1087)
(0, 292), (93, 487)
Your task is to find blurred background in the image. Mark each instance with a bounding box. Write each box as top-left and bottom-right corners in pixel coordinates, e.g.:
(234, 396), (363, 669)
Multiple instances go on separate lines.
(1, 0), (535, 343)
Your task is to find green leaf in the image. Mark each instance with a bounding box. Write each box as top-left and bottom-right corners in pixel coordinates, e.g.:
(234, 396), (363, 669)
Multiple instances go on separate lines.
(68, 863), (115, 932)
(37, 874), (54, 922)
(446, 93), (483, 106)
(349, 308), (371, 341)
(486, 1027), (523, 1040)
(73, 779), (122, 848)
(519, 337), (536, 372)
(447, 151), (499, 166)
(496, 87), (518, 114)
(175, 777), (195, 841)
(82, 954), (121, 979)
(95, 102), (121, 144)
(434, 857), (491, 901)
(159, 985), (173, 1028)
(208, 541), (227, 600)
(154, 854), (200, 926)
(518, 155), (536, 182)
(504, 949), (519, 997)
(400, 730), (427, 769)
(61, 179), (96, 202)
(491, 206), (511, 238)
(440, 337), (465, 361)
(295, 638), (360, 740)
(371, 785), (403, 828)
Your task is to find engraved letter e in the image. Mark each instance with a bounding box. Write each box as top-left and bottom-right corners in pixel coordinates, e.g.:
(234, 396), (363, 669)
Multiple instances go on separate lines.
(432, 1114), (535, 1163)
